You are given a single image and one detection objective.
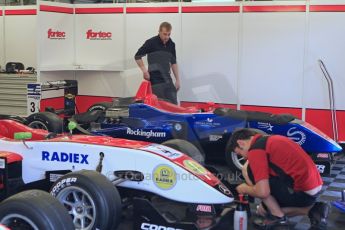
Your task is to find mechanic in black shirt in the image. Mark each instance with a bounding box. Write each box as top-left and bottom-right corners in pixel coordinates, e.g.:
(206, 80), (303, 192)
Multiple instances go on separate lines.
(135, 22), (180, 105)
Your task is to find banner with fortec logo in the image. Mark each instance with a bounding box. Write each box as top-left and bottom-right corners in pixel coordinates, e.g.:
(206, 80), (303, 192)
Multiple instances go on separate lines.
(75, 11), (124, 70)
(39, 4), (74, 69)
(86, 29), (112, 40)
(47, 28), (66, 40)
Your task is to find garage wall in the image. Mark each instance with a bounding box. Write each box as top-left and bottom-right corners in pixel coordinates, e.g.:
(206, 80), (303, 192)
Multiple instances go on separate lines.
(305, 3), (345, 110)
(0, 8), (4, 69)
(180, 4), (240, 104)
(240, 5), (306, 108)
(75, 4), (125, 70)
(4, 6), (37, 69)
(39, 4), (74, 71)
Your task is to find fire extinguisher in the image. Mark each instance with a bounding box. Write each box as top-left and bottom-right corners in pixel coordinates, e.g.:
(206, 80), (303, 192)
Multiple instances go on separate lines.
(234, 194), (248, 230)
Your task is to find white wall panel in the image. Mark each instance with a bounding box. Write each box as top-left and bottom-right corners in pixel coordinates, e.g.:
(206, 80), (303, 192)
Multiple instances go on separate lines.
(305, 12), (345, 110)
(4, 9), (37, 68)
(240, 12), (305, 107)
(180, 12), (239, 104)
(38, 10), (74, 70)
(76, 71), (127, 97)
(125, 6), (180, 97)
(0, 10), (4, 68)
(75, 7), (125, 70)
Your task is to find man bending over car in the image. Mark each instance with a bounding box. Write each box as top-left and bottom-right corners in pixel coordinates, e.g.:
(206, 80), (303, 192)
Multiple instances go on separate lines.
(228, 128), (329, 230)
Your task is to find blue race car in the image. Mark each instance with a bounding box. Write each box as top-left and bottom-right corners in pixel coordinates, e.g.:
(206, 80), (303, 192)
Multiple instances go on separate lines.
(27, 80), (342, 175)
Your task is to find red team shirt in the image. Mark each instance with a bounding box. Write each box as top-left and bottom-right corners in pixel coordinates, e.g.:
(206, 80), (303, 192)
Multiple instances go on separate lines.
(248, 134), (323, 192)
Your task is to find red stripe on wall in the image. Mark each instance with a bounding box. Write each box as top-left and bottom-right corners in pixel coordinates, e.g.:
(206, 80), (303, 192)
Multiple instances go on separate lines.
(182, 6), (240, 13)
(5, 9), (37, 15)
(40, 5), (74, 14)
(75, 7), (123, 14)
(240, 105), (302, 119)
(76, 95), (113, 113)
(126, 7), (178, 14)
(305, 109), (333, 140)
(243, 5), (306, 13)
(305, 109), (345, 142)
(40, 97), (65, 112)
(336, 111), (345, 142)
(310, 5), (345, 12)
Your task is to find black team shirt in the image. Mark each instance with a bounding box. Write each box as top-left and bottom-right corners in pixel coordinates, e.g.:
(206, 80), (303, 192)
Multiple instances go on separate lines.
(135, 35), (176, 84)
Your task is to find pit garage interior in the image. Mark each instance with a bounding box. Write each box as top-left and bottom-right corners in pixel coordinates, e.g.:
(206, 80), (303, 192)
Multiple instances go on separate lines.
(0, 0), (345, 229)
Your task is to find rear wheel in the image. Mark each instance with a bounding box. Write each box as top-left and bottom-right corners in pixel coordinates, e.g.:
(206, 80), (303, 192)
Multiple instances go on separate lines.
(162, 139), (205, 164)
(0, 190), (74, 230)
(225, 128), (267, 173)
(26, 112), (63, 133)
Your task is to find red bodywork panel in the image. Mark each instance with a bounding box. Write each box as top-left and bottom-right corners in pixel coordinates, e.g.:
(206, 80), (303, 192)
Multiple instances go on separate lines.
(0, 151), (23, 164)
(134, 80), (213, 113)
(0, 120), (49, 140)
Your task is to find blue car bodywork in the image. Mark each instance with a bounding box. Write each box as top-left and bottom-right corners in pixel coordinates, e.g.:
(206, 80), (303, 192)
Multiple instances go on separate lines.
(90, 102), (342, 165)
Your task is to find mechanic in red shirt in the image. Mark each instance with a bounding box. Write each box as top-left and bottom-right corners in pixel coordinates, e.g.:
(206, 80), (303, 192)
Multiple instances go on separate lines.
(228, 128), (329, 229)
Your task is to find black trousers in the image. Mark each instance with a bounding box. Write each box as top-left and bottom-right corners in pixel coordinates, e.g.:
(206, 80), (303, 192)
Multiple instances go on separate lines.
(247, 167), (317, 208)
(151, 81), (178, 105)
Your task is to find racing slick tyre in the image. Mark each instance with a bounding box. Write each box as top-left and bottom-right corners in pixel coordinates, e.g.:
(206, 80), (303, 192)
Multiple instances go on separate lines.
(87, 102), (112, 112)
(0, 190), (74, 230)
(26, 112), (63, 133)
(225, 128), (267, 173)
(50, 170), (122, 230)
(162, 139), (205, 164)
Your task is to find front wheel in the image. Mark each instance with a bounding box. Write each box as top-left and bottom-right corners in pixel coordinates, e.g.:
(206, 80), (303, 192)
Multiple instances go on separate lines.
(0, 190), (74, 230)
(162, 139), (205, 164)
(50, 170), (122, 230)
(225, 128), (267, 173)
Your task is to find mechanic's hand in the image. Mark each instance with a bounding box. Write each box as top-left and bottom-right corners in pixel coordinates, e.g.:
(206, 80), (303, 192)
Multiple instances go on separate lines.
(143, 71), (150, 80)
(236, 183), (249, 195)
(175, 80), (180, 91)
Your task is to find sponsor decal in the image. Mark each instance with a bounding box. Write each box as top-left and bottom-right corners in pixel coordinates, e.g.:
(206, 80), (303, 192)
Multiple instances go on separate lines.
(0, 159), (5, 169)
(195, 117), (220, 126)
(141, 223), (183, 230)
(50, 177), (77, 196)
(257, 122), (273, 131)
(287, 127), (306, 145)
(209, 134), (222, 142)
(316, 164), (326, 174)
(86, 29), (112, 40)
(141, 144), (182, 159)
(218, 184), (232, 196)
(174, 123), (182, 131)
(49, 173), (63, 182)
(183, 160), (207, 175)
(127, 128), (166, 139)
(47, 28), (66, 40)
(317, 153), (329, 159)
(153, 165), (176, 190)
(196, 205), (212, 213)
(42, 151), (89, 164)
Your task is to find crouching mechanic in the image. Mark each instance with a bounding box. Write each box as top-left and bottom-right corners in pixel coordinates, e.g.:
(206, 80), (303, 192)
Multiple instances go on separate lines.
(228, 128), (329, 229)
